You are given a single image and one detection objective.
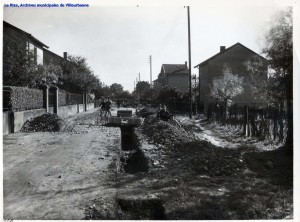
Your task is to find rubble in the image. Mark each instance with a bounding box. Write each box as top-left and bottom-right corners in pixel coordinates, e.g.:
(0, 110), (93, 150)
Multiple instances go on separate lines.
(21, 113), (66, 132)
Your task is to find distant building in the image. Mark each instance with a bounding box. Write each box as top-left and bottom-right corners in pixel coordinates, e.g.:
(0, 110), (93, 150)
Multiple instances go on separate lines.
(194, 42), (268, 111)
(154, 62), (189, 93)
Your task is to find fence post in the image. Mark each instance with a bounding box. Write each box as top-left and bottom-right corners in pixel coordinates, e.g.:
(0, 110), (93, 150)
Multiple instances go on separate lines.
(53, 86), (58, 114)
(9, 110), (15, 133)
(83, 93), (87, 111)
(42, 85), (49, 112)
(243, 105), (249, 136)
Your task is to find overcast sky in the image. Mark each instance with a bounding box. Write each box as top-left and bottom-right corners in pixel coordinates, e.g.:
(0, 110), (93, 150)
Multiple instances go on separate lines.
(3, 0), (290, 91)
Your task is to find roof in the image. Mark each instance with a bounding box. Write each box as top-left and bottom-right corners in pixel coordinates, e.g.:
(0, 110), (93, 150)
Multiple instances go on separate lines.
(194, 42), (267, 68)
(162, 64), (189, 74)
(3, 21), (49, 49)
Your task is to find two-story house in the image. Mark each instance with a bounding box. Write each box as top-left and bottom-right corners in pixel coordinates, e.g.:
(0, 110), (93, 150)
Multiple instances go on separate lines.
(194, 42), (268, 111)
(154, 62), (189, 94)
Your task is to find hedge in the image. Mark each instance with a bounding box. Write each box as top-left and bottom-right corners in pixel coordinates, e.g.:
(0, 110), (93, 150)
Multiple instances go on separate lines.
(58, 90), (67, 106)
(66, 93), (82, 105)
(6, 86), (43, 111)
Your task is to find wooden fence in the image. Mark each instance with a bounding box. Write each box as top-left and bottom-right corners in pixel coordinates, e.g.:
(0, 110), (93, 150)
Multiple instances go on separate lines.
(207, 103), (287, 142)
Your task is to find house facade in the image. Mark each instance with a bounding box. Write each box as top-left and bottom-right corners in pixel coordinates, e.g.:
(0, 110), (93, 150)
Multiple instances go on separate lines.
(194, 43), (268, 111)
(154, 63), (189, 93)
(3, 21), (49, 75)
(3, 21), (67, 73)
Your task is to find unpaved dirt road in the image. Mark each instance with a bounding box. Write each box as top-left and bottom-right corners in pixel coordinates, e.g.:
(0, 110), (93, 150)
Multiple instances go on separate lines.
(3, 108), (121, 220)
(3, 108), (293, 220)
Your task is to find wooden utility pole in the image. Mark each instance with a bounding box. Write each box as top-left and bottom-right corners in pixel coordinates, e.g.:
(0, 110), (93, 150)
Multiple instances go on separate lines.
(139, 73), (141, 100)
(187, 6), (192, 119)
(149, 55), (153, 106)
(149, 55), (152, 85)
(134, 80), (136, 99)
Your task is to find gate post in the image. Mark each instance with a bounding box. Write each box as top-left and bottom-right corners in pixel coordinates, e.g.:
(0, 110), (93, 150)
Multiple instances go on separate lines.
(53, 86), (59, 114)
(84, 93), (87, 111)
(42, 85), (49, 112)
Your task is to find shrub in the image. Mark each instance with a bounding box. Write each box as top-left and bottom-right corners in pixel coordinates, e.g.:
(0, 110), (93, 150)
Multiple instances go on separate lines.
(7, 86), (43, 111)
(87, 93), (95, 103)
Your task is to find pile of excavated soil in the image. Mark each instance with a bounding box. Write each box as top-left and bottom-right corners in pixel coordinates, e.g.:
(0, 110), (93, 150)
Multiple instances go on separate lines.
(142, 116), (195, 146)
(141, 116), (245, 177)
(21, 113), (66, 132)
(171, 141), (246, 177)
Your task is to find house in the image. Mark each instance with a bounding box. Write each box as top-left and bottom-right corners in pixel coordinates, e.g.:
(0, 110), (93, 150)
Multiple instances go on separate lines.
(194, 42), (268, 111)
(3, 21), (67, 74)
(154, 62), (189, 93)
(3, 21), (49, 74)
(44, 49), (67, 66)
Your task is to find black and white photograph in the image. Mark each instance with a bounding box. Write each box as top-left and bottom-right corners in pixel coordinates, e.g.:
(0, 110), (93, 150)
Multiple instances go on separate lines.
(2, 0), (298, 220)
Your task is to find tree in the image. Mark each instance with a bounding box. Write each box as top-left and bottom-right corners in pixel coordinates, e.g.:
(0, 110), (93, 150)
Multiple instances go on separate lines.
(210, 66), (244, 115)
(3, 40), (45, 88)
(109, 83), (124, 99)
(135, 81), (151, 100)
(244, 57), (268, 104)
(262, 8), (293, 147)
(61, 55), (98, 93)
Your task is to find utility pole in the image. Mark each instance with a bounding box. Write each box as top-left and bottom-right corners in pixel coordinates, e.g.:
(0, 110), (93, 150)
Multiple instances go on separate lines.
(138, 73), (141, 100)
(134, 80), (136, 99)
(149, 55), (152, 86)
(149, 55), (153, 106)
(187, 6), (192, 119)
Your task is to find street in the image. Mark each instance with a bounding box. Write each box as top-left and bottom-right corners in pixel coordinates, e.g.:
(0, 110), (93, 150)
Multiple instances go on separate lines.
(3, 108), (121, 219)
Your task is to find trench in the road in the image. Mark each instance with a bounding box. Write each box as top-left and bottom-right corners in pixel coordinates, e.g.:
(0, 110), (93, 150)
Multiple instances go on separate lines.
(120, 126), (149, 174)
(84, 125), (165, 219)
(118, 126), (165, 220)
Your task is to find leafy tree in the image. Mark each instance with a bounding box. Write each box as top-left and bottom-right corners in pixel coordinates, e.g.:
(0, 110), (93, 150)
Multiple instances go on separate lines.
(210, 66), (244, 111)
(262, 8), (293, 146)
(244, 58), (268, 104)
(61, 55), (98, 93)
(135, 81), (151, 100)
(118, 90), (134, 100)
(155, 86), (183, 111)
(3, 40), (44, 88)
(109, 83), (124, 99)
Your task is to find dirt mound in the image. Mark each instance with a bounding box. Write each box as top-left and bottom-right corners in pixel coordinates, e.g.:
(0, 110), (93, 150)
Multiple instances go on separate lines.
(137, 107), (157, 118)
(172, 141), (246, 176)
(142, 116), (195, 146)
(21, 113), (66, 132)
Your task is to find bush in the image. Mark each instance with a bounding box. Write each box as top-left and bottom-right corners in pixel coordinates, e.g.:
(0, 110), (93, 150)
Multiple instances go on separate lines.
(87, 93), (95, 103)
(6, 86), (43, 111)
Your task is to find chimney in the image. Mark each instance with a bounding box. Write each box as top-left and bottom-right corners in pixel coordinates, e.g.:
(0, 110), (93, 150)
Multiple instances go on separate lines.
(63, 52), (68, 60)
(185, 61), (187, 68)
(220, 46), (226, 52)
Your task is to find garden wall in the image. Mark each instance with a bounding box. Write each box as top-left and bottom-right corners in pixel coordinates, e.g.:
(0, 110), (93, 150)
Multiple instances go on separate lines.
(3, 103), (95, 135)
(13, 108), (47, 132)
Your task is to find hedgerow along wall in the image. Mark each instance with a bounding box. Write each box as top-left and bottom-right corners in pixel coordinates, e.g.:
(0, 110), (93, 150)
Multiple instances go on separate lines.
(3, 86), (95, 134)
